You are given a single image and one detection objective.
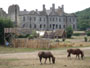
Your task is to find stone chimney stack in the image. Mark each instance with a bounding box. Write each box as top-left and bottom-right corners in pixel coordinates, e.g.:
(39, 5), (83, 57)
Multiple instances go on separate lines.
(36, 9), (38, 12)
(62, 5), (64, 11)
(43, 4), (46, 11)
(52, 3), (55, 11)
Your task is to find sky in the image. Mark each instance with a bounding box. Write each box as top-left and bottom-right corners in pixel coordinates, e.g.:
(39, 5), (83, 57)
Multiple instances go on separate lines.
(0, 0), (90, 13)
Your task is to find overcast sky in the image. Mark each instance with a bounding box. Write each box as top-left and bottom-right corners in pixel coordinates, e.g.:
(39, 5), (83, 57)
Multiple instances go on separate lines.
(0, 0), (90, 13)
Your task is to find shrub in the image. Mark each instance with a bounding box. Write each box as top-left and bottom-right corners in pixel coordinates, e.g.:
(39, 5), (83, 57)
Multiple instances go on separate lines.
(86, 31), (90, 36)
(84, 37), (88, 42)
(66, 25), (73, 38)
(73, 33), (80, 36)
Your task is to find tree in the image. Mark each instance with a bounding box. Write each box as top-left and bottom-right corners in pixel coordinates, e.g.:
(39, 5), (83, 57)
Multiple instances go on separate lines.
(66, 25), (73, 38)
(0, 18), (13, 45)
(75, 7), (90, 30)
(86, 31), (90, 36)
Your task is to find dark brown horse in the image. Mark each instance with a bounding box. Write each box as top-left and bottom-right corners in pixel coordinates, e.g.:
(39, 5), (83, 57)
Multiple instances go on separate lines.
(38, 51), (55, 64)
(67, 49), (84, 59)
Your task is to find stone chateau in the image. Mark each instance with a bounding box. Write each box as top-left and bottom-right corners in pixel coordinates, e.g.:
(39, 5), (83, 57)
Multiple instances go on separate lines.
(0, 4), (77, 31)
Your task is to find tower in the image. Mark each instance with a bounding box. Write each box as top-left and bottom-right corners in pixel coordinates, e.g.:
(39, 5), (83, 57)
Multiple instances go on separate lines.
(8, 4), (20, 27)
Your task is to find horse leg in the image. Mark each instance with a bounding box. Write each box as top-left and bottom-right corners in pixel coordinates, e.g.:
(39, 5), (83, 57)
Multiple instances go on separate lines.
(49, 57), (51, 64)
(39, 57), (42, 64)
(76, 55), (78, 59)
(44, 58), (47, 64)
(77, 55), (80, 60)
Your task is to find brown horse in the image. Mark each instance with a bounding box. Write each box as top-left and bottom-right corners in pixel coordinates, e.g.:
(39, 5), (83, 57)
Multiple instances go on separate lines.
(38, 51), (55, 64)
(67, 49), (84, 60)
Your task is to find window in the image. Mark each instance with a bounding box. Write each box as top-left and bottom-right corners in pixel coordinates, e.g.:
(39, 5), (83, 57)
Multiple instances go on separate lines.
(30, 17), (32, 21)
(40, 24), (42, 28)
(69, 18), (71, 22)
(34, 24), (36, 28)
(73, 18), (75, 22)
(59, 18), (61, 22)
(56, 18), (57, 22)
(63, 25), (65, 28)
(44, 24), (46, 28)
(23, 16), (25, 21)
(53, 24), (55, 29)
(22, 24), (25, 28)
(73, 24), (75, 29)
(44, 18), (45, 22)
(39, 17), (42, 21)
(56, 24), (58, 28)
(59, 25), (61, 29)
(50, 24), (51, 28)
(30, 24), (32, 28)
(63, 18), (65, 22)
(50, 18), (51, 21)
(53, 18), (54, 21)
(34, 17), (36, 21)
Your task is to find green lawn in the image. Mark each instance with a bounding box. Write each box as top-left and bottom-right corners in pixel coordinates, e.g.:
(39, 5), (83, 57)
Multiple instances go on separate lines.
(0, 46), (39, 54)
(0, 45), (90, 54)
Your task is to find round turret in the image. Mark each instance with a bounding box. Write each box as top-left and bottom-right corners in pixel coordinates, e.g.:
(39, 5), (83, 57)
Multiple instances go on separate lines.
(8, 4), (20, 15)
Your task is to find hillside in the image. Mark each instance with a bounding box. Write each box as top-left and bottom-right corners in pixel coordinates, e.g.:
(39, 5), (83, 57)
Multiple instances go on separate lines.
(75, 7), (90, 30)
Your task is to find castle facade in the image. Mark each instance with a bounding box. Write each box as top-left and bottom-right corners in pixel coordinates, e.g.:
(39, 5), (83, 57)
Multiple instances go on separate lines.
(1, 4), (77, 31)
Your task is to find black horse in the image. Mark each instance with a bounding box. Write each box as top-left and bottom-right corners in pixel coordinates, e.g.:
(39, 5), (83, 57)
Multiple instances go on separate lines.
(67, 49), (84, 59)
(38, 51), (55, 64)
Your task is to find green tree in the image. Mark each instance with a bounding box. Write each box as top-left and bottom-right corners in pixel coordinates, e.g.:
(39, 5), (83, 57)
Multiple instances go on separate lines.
(66, 26), (73, 38)
(86, 31), (90, 36)
(0, 18), (13, 45)
(75, 7), (90, 30)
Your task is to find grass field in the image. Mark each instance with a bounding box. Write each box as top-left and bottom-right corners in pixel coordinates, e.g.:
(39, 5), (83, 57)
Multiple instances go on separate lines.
(0, 46), (90, 68)
(0, 35), (90, 68)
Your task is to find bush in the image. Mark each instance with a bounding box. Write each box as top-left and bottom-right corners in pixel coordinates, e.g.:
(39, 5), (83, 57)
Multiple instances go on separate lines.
(73, 33), (80, 36)
(84, 37), (88, 42)
(86, 31), (90, 36)
(66, 25), (73, 38)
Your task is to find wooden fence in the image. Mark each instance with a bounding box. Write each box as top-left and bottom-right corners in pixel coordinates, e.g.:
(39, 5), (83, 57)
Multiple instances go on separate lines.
(12, 38), (74, 48)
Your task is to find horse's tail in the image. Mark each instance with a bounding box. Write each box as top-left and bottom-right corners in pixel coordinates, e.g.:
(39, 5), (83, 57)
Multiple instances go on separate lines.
(81, 51), (84, 59)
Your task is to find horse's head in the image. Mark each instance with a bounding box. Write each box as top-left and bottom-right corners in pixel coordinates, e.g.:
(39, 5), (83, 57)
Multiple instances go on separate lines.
(81, 51), (84, 60)
(52, 57), (55, 64)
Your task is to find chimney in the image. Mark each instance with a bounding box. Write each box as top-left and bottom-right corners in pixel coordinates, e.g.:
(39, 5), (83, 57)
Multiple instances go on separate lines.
(24, 9), (26, 11)
(52, 3), (55, 11)
(43, 4), (46, 11)
(62, 5), (64, 11)
(36, 9), (38, 12)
